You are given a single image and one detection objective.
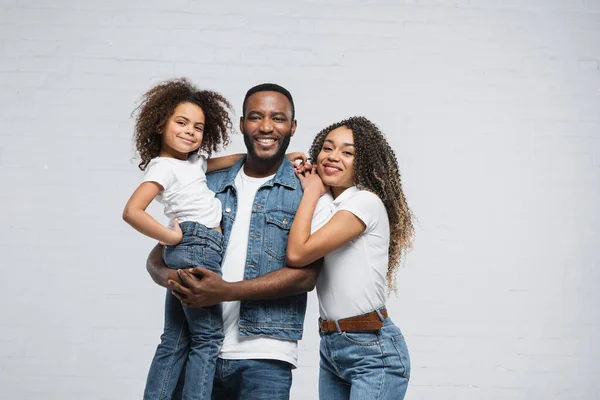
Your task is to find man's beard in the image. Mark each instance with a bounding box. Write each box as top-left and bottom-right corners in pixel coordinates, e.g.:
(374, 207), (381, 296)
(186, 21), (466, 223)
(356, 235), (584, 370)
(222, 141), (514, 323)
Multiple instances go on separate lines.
(243, 130), (292, 165)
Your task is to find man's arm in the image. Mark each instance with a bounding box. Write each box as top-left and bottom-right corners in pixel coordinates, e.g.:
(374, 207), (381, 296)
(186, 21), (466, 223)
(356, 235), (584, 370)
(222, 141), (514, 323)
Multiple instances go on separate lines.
(146, 243), (180, 287)
(168, 259), (323, 308)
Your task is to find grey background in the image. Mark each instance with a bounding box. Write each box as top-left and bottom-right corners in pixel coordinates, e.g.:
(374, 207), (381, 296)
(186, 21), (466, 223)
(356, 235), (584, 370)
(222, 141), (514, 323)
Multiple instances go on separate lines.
(1, 0), (599, 398)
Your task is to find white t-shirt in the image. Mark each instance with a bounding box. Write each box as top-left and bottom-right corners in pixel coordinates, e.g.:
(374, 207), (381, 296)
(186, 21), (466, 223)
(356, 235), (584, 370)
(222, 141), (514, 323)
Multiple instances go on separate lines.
(219, 167), (298, 367)
(143, 154), (222, 228)
(312, 186), (390, 321)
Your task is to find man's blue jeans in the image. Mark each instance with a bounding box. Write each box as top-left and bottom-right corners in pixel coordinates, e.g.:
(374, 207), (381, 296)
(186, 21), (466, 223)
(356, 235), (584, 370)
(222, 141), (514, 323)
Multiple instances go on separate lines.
(144, 222), (224, 400)
(211, 358), (293, 400)
(319, 318), (411, 400)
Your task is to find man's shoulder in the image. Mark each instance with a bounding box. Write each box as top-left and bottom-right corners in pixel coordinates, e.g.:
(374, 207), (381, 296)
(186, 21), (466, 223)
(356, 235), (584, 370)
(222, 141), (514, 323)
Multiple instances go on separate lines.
(206, 167), (233, 191)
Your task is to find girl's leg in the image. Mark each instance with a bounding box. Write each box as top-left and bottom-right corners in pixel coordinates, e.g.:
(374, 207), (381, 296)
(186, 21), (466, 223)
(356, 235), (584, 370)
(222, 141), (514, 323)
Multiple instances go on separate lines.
(178, 225), (224, 400)
(144, 290), (190, 400)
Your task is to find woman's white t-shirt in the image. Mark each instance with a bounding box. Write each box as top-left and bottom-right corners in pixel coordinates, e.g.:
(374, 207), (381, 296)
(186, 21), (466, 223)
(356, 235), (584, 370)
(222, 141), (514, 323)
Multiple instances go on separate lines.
(311, 186), (390, 321)
(142, 154), (222, 229)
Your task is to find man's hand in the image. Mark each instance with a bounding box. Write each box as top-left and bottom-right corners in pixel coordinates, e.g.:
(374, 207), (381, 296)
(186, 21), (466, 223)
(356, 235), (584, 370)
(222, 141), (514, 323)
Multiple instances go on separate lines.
(167, 267), (230, 308)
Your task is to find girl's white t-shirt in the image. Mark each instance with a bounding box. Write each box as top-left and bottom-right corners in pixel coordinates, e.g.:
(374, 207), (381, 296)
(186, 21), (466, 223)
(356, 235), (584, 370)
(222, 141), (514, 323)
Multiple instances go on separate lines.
(143, 154), (222, 229)
(311, 186), (390, 321)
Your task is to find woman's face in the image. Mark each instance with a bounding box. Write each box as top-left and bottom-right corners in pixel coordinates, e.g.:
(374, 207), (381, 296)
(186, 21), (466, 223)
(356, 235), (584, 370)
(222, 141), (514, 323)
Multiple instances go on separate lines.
(316, 126), (355, 194)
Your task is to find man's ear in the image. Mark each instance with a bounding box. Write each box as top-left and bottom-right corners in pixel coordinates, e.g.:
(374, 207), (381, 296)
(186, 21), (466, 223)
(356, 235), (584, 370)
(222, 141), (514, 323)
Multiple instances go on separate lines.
(290, 120), (297, 137)
(239, 116), (245, 134)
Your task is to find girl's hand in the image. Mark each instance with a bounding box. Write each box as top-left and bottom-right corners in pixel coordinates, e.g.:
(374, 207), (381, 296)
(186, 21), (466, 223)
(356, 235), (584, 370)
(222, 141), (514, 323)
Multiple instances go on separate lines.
(296, 165), (329, 196)
(160, 218), (183, 246)
(286, 152), (307, 166)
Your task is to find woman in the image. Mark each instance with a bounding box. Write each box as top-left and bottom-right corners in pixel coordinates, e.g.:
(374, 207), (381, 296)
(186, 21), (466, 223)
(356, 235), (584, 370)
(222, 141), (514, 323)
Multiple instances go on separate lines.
(286, 116), (414, 399)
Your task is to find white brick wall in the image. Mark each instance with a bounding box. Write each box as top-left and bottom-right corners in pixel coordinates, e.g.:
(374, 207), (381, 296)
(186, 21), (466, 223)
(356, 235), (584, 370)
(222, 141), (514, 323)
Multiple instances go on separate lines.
(1, 0), (599, 398)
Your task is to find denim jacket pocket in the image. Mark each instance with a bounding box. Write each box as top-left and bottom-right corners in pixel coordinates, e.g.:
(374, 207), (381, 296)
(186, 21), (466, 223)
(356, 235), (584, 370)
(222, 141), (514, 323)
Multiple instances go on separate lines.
(265, 210), (295, 261)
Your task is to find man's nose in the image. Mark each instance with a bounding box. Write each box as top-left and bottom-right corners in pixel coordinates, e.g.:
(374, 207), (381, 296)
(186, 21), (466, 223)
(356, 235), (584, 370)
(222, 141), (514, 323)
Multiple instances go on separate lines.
(260, 119), (274, 132)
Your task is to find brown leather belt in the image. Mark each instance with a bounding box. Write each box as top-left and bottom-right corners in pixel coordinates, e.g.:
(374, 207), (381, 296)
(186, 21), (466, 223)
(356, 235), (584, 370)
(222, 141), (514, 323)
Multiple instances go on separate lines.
(319, 308), (388, 332)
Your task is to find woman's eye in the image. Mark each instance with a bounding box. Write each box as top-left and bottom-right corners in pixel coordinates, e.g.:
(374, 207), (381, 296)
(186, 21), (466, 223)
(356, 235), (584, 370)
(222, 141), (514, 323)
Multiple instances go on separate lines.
(177, 121), (185, 126)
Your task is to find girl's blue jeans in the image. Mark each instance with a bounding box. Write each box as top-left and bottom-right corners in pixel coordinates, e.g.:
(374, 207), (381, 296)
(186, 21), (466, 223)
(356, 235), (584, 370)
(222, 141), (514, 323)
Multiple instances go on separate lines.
(144, 221), (224, 400)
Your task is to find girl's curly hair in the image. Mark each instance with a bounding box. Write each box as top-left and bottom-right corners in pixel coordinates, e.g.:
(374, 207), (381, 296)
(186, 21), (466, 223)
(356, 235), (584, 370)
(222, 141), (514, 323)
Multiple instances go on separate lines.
(309, 116), (415, 294)
(132, 78), (234, 170)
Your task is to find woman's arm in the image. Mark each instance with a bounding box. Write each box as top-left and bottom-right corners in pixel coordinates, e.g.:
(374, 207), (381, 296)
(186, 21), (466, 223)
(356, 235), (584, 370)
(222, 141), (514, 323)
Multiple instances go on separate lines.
(286, 168), (366, 267)
(122, 182), (182, 245)
(206, 154), (244, 173)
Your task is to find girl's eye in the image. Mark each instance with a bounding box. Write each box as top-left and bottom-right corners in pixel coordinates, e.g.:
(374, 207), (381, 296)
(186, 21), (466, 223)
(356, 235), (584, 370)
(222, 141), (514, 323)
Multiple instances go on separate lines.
(323, 147), (332, 151)
(177, 121), (185, 126)
(195, 126), (203, 132)
(343, 151), (353, 156)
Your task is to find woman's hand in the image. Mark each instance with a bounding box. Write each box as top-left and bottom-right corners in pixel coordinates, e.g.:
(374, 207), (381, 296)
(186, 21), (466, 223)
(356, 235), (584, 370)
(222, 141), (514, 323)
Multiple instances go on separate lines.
(286, 152), (307, 166)
(295, 165), (329, 196)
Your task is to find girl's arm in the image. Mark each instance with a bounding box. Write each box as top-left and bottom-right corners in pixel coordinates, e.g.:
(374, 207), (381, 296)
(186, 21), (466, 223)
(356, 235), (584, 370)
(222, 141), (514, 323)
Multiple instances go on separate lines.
(207, 154), (244, 173)
(286, 168), (366, 268)
(122, 182), (183, 245)
(206, 152), (307, 173)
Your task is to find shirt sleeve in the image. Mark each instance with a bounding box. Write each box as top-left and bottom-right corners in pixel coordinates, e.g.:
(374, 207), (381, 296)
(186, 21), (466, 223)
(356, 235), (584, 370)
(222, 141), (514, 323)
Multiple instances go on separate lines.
(197, 154), (208, 173)
(142, 159), (174, 190)
(337, 191), (382, 232)
(310, 193), (334, 234)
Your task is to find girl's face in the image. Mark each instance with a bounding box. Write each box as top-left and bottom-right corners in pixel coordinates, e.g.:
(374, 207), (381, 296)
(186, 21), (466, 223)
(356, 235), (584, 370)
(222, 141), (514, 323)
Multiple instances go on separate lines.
(160, 102), (205, 159)
(316, 126), (355, 196)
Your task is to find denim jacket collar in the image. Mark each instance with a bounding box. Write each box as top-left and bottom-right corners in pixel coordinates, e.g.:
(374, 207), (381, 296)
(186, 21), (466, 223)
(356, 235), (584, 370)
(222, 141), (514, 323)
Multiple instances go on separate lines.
(214, 156), (298, 193)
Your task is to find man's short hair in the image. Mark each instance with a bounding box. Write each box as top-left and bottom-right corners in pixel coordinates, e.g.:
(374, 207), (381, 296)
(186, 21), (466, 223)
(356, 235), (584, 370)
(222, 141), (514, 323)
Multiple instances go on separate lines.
(242, 83), (295, 120)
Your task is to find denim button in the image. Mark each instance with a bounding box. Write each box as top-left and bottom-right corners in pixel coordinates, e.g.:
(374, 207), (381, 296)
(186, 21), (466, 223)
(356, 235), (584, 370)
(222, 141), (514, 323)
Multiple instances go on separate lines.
(225, 207), (231, 213)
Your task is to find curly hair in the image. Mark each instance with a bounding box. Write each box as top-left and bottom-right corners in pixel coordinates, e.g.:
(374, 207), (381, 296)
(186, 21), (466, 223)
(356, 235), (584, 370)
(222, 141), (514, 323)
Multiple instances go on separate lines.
(132, 78), (234, 170)
(309, 116), (415, 294)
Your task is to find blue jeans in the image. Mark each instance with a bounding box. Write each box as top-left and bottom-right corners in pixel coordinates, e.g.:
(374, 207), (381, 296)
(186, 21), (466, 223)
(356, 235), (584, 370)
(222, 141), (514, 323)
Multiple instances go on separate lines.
(211, 358), (293, 400)
(144, 222), (224, 400)
(319, 317), (411, 400)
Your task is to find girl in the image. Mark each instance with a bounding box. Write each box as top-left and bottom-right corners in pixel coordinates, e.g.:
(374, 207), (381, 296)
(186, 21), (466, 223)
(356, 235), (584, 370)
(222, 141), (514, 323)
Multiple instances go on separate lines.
(286, 116), (415, 400)
(123, 78), (302, 400)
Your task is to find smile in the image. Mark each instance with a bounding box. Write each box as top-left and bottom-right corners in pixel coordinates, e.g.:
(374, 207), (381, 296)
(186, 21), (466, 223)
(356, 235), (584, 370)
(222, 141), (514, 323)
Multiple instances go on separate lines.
(323, 164), (342, 173)
(256, 138), (276, 144)
(178, 137), (195, 144)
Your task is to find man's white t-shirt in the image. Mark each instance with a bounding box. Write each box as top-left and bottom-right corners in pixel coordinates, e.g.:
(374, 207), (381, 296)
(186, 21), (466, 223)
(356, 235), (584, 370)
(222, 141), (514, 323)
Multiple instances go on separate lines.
(311, 186), (390, 321)
(219, 167), (298, 366)
(143, 154), (222, 228)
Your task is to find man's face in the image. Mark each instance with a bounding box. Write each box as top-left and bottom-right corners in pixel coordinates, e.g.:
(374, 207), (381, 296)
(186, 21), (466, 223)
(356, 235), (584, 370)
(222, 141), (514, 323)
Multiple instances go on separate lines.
(241, 91), (296, 164)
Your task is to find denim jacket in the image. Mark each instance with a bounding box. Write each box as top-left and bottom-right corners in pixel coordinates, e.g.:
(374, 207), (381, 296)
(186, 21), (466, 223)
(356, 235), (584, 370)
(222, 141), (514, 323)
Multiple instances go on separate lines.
(206, 156), (306, 340)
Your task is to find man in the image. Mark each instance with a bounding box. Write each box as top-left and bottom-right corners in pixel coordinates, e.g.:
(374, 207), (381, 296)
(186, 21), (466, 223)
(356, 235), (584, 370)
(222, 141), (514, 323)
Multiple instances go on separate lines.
(146, 83), (321, 399)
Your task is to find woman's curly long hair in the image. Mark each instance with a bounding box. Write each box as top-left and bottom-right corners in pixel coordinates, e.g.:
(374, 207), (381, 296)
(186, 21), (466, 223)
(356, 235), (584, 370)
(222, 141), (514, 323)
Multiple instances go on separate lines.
(132, 78), (234, 171)
(309, 116), (414, 294)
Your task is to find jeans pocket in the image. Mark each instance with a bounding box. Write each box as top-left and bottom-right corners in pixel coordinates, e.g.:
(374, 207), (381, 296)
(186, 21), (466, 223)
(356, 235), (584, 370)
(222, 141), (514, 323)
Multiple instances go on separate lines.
(163, 245), (195, 269)
(391, 334), (411, 379)
(341, 331), (380, 346)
